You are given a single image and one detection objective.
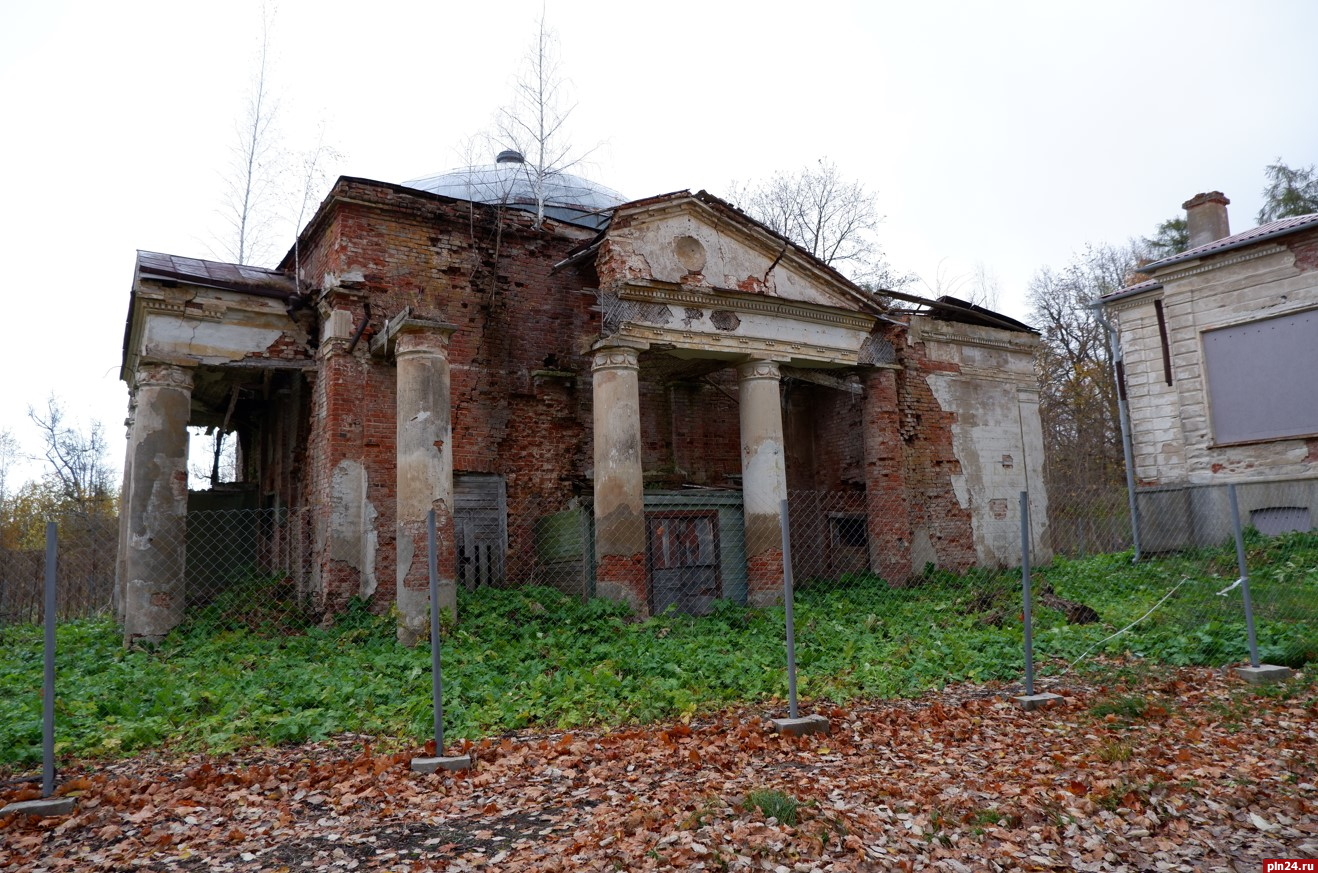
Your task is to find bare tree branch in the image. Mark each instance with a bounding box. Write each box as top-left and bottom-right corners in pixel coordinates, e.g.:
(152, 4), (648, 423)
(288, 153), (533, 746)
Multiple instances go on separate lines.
(217, 1), (283, 265)
(729, 158), (910, 289)
(494, 15), (596, 228)
(26, 395), (115, 517)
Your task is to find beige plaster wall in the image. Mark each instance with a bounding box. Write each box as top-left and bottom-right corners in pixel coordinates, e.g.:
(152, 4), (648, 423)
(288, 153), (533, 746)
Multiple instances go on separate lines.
(1112, 242), (1318, 487)
(909, 318), (1051, 565)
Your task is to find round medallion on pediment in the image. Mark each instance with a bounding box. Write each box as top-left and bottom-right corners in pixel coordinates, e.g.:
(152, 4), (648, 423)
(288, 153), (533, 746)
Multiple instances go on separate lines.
(673, 235), (707, 273)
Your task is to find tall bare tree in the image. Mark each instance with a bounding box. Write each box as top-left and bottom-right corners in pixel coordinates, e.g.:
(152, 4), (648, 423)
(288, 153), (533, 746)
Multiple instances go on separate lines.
(27, 396), (116, 518)
(218, 2), (282, 265)
(291, 124), (344, 289)
(0, 428), (18, 509)
(917, 259), (1002, 309)
(495, 16), (593, 229)
(730, 158), (910, 289)
(1028, 243), (1143, 552)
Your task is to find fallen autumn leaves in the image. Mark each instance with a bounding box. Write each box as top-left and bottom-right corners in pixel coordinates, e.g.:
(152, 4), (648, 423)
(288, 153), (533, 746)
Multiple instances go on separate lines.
(2, 665), (1315, 871)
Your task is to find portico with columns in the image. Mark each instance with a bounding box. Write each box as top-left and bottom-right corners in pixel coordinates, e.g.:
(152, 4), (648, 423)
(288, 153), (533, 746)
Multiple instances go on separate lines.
(589, 191), (891, 615)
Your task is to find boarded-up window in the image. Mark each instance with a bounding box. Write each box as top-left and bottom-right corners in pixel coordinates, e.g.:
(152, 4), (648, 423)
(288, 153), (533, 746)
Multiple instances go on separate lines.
(647, 512), (721, 616)
(454, 473), (506, 590)
(1201, 309), (1318, 444)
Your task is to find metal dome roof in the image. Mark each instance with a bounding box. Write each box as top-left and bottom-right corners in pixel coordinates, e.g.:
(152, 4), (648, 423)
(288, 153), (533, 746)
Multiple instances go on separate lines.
(402, 150), (626, 229)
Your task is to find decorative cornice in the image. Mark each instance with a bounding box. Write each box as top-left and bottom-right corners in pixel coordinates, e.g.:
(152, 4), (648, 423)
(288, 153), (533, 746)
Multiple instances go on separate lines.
(619, 282), (875, 332)
(616, 323), (859, 365)
(141, 298), (225, 322)
(914, 325), (1036, 353)
(1152, 244), (1288, 284)
(1107, 290), (1163, 313)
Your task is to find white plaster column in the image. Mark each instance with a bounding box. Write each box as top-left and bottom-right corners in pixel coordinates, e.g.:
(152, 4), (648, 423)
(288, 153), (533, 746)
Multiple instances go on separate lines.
(394, 321), (457, 646)
(113, 398), (136, 625)
(737, 358), (788, 606)
(591, 346), (648, 614)
(122, 362), (194, 644)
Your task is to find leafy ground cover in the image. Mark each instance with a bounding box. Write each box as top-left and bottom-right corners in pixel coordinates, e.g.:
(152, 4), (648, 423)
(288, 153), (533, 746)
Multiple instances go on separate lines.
(0, 534), (1315, 763)
(2, 666), (1315, 871)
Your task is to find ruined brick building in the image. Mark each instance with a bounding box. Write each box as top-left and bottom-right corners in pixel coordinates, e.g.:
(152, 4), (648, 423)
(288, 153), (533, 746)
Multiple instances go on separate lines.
(117, 153), (1048, 643)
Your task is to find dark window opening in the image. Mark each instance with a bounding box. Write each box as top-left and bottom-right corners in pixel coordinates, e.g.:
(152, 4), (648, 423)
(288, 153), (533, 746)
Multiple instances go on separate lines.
(830, 514), (868, 549)
(1154, 299), (1173, 386)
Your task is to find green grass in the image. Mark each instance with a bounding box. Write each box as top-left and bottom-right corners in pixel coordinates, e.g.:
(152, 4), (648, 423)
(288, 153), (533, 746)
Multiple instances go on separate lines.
(0, 531), (1314, 764)
(743, 789), (800, 826)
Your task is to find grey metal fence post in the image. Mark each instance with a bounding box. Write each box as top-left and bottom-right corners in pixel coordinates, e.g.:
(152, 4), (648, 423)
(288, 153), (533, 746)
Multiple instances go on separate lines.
(1020, 492), (1035, 697)
(780, 498), (798, 720)
(427, 508), (444, 752)
(1227, 485), (1261, 669)
(43, 521), (57, 798)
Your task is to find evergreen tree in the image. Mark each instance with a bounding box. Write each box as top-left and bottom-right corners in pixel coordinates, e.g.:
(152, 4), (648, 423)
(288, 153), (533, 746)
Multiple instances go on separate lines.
(1258, 159), (1318, 223)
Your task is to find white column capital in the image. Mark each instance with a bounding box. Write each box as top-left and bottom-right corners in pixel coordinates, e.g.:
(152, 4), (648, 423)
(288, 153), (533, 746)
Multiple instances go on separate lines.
(395, 325), (454, 360)
(736, 359), (781, 382)
(135, 360), (194, 392)
(592, 346), (640, 373)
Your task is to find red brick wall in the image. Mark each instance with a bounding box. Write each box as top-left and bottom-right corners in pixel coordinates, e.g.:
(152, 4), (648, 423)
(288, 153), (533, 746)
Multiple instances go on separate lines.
(643, 377), (743, 488)
(892, 327), (977, 572)
(290, 181), (608, 610)
(278, 178), (980, 612)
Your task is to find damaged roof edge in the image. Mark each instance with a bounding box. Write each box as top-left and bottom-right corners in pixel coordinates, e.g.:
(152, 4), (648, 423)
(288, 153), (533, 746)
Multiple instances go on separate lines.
(136, 251), (299, 300)
(609, 189), (1036, 333)
(884, 291), (1038, 334)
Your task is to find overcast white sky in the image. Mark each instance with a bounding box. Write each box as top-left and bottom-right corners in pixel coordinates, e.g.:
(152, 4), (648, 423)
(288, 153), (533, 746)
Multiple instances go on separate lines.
(2, 0), (1316, 487)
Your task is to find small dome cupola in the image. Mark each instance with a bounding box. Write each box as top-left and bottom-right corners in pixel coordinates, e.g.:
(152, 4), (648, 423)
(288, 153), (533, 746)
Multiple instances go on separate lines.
(403, 150), (625, 229)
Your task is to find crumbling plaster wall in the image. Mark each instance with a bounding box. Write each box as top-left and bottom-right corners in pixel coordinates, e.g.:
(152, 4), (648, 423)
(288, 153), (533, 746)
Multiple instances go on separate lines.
(601, 205), (849, 305)
(1113, 232), (1318, 488)
(905, 317), (1049, 567)
(132, 285), (311, 370)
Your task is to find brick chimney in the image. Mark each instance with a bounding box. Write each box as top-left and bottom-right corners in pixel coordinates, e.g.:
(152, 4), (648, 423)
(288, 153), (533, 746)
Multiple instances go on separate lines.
(1182, 191), (1230, 249)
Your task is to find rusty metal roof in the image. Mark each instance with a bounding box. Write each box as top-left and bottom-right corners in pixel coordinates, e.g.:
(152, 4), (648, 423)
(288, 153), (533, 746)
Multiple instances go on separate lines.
(136, 251), (298, 299)
(1137, 213), (1318, 273)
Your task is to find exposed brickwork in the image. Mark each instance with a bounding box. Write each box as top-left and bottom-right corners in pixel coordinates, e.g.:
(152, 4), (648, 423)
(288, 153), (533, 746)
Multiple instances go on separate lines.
(244, 177), (997, 618)
(892, 326), (978, 573)
(595, 553), (647, 612)
(240, 331), (313, 364)
(655, 378), (742, 488)
(746, 548), (785, 604)
(289, 182), (599, 613)
(862, 367), (913, 583)
(1288, 228), (1318, 272)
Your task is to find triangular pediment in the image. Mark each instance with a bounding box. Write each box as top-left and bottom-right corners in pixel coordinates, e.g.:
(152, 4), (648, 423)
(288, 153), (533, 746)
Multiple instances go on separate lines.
(600, 191), (877, 314)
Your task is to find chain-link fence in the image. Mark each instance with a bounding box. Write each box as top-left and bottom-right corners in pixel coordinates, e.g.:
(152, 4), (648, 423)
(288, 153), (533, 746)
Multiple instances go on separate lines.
(177, 507), (318, 633)
(8, 486), (1315, 667)
(2, 481), (1313, 761)
(1, 513), (116, 626)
